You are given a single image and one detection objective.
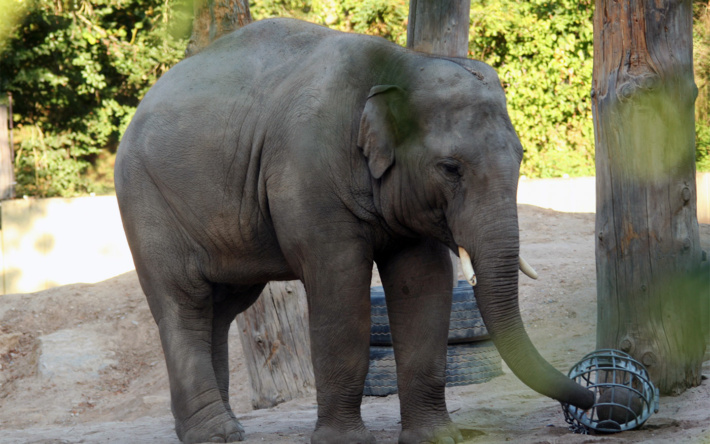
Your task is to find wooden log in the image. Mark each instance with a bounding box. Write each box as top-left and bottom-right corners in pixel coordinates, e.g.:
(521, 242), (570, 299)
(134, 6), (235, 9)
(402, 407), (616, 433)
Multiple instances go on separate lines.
(0, 105), (15, 200)
(593, 0), (707, 395)
(407, 0), (471, 58)
(235, 281), (315, 409)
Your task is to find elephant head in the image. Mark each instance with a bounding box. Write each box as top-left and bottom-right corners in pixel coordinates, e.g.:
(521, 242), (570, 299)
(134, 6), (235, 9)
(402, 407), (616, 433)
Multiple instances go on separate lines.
(358, 57), (595, 410)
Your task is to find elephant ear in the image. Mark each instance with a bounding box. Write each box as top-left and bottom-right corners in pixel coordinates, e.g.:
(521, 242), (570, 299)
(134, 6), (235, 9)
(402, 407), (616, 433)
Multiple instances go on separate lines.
(357, 85), (403, 179)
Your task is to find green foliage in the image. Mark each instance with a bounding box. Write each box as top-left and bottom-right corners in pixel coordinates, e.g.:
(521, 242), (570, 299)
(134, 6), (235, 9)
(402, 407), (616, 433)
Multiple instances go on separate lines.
(250, 0), (408, 45)
(694, 1), (710, 172)
(470, 0), (595, 178)
(336, 0), (408, 45)
(0, 0), (188, 197)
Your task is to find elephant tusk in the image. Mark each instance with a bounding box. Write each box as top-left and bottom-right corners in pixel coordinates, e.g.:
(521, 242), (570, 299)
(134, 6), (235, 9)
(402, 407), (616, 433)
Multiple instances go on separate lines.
(519, 256), (539, 280)
(458, 246), (477, 286)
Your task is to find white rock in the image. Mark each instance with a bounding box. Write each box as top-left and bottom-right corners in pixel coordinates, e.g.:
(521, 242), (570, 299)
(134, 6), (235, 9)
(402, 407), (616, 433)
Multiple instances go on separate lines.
(38, 328), (116, 382)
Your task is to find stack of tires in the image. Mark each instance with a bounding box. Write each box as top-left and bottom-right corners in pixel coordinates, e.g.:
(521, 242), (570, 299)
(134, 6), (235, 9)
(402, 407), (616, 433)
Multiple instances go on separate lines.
(364, 281), (503, 396)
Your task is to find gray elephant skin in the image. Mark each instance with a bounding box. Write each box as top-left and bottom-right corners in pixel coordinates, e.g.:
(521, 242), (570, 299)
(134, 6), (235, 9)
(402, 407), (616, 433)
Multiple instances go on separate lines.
(115, 18), (594, 444)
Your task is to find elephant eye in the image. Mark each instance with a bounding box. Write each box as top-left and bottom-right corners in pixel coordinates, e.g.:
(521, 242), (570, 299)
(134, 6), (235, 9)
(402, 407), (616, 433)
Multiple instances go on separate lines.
(438, 160), (462, 180)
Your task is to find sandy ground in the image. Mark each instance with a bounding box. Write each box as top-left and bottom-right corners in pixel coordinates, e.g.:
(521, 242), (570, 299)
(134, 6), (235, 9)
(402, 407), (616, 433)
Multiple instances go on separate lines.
(0, 204), (708, 444)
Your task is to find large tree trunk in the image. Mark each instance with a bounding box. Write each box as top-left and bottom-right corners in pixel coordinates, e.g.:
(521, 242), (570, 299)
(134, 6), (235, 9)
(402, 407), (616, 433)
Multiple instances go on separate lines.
(186, 1), (316, 409)
(593, 0), (708, 395)
(407, 0), (471, 58)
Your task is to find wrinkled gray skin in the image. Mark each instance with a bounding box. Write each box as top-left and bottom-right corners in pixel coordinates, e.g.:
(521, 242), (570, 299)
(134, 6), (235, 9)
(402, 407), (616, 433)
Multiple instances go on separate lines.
(115, 18), (594, 444)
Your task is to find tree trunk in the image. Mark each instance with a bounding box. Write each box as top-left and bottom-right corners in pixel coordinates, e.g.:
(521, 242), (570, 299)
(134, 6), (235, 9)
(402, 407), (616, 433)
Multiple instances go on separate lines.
(407, 0), (471, 57)
(0, 105), (15, 200)
(593, 0), (708, 395)
(235, 281), (315, 409)
(186, 1), (316, 408)
(185, 0), (251, 57)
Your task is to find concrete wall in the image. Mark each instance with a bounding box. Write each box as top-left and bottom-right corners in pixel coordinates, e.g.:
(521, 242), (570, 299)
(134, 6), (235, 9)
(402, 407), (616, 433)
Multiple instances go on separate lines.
(698, 172), (710, 225)
(1, 172), (708, 295)
(516, 173), (710, 222)
(1, 196), (134, 295)
(517, 176), (596, 213)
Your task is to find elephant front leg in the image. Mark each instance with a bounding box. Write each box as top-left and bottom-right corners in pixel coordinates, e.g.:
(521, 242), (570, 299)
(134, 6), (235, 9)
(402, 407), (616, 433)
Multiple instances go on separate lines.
(377, 239), (464, 444)
(301, 246), (376, 444)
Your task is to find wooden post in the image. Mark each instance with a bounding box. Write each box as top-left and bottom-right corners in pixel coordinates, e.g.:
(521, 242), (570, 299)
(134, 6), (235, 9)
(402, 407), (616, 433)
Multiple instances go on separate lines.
(407, 0), (471, 58)
(0, 104), (15, 200)
(593, 0), (707, 394)
(235, 281), (315, 408)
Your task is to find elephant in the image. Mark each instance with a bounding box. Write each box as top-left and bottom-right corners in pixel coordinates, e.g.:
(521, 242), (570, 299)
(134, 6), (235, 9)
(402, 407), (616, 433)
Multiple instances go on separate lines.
(115, 17), (594, 444)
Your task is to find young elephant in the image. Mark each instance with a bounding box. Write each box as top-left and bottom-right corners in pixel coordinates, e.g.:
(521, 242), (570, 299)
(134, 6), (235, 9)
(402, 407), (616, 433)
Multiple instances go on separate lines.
(115, 18), (594, 444)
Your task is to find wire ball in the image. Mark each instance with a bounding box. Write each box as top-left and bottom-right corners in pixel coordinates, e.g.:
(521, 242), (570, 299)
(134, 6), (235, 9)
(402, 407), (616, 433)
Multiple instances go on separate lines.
(562, 349), (659, 434)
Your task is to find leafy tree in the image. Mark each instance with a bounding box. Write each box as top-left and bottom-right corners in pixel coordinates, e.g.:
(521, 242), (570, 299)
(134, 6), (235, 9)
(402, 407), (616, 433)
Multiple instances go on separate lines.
(469, 0), (595, 178)
(0, 0), (189, 196)
(250, 0), (408, 45)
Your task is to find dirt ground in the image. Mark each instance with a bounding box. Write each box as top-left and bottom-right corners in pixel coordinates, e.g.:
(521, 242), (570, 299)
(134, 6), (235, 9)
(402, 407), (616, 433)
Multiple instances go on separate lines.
(0, 204), (708, 444)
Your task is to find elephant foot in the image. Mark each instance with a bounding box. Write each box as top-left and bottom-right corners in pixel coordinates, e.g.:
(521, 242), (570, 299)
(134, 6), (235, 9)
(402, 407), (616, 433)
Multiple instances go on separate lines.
(399, 423), (463, 444)
(177, 410), (245, 444)
(311, 424), (376, 444)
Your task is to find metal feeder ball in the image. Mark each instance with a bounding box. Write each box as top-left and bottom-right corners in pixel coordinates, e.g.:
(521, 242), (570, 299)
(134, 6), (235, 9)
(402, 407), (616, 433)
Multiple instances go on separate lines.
(562, 349), (659, 434)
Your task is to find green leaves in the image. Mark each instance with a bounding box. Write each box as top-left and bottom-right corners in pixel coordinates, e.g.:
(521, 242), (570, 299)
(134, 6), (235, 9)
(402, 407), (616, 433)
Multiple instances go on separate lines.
(695, 2), (710, 172)
(0, 0), (188, 197)
(250, 0), (409, 45)
(470, 0), (595, 178)
(0, 0), (31, 54)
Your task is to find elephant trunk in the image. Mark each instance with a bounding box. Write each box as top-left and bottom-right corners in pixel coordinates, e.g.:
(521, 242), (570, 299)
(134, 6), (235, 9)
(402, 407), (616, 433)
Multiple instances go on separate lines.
(459, 239), (595, 410)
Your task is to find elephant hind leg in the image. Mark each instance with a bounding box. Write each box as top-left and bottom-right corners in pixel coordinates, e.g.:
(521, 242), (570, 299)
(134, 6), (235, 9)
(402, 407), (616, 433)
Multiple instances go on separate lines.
(134, 265), (252, 442)
(148, 279), (248, 443)
(118, 174), (251, 442)
(211, 283), (265, 420)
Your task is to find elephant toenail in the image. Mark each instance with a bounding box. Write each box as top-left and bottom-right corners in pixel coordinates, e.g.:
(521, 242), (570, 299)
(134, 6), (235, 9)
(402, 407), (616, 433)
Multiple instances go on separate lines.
(226, 431), (245, 442)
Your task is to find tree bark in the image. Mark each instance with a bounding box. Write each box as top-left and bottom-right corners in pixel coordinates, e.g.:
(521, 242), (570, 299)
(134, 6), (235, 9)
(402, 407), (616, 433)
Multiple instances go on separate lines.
(407, 0), (471, 57)
(593, 0), (708, 395)
(185, 0), (251, 57)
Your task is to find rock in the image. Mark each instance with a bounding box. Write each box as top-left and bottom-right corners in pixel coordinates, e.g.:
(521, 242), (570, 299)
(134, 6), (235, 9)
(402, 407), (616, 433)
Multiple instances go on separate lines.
(596, 386), (644, 425)
(38, 328), (117, 382)
(0, 332), (22, 356)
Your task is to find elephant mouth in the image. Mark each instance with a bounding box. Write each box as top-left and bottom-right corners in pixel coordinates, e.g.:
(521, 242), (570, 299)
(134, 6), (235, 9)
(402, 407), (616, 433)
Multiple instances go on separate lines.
(457, 246), (538, 286)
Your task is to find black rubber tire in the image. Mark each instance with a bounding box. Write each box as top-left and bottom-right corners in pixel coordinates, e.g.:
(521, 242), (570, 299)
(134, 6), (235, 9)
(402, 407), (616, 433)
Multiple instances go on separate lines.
(363, 341), (503, 396)
(370, 281), (489, 346)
